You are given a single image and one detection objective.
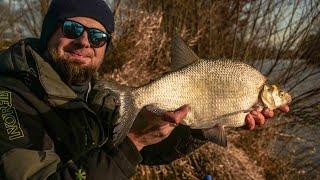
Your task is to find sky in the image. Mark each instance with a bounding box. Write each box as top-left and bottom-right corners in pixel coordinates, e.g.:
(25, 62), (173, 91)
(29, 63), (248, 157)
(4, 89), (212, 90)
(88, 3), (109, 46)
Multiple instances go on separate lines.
(1, 0), (314, 43)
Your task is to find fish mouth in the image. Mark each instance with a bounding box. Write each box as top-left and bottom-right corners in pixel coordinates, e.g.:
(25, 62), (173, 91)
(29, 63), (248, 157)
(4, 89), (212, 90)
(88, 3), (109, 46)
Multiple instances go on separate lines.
(287, 94), (292, 104)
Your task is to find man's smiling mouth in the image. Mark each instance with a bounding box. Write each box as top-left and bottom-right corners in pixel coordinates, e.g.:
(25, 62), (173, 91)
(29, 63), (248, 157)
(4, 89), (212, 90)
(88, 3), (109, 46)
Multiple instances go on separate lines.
(66, 51), (92, 64)
(69, 51), (87, 57)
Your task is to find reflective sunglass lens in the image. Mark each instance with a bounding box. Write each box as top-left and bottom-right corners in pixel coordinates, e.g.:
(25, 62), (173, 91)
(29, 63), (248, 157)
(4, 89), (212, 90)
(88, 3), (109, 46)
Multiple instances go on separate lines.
(88, 29), (108, 47)
(63, 21), (84, 39)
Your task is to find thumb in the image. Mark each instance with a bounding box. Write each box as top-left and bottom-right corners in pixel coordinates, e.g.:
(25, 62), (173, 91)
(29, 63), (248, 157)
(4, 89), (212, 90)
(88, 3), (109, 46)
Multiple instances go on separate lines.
(163, 105), (190, 124)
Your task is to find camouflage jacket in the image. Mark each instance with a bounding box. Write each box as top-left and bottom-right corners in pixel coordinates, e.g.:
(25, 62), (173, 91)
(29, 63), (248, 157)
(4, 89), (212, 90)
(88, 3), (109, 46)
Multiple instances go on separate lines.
(0, 38), (142, 180)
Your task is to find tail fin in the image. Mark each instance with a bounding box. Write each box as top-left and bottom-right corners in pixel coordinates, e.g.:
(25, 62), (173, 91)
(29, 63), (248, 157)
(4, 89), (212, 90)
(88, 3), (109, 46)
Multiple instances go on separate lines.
(94, 81), (140, 146)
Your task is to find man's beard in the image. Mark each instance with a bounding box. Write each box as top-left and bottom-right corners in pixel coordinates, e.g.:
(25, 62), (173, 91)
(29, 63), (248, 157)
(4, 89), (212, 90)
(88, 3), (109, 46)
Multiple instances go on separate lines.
(46, 52), (97, 85)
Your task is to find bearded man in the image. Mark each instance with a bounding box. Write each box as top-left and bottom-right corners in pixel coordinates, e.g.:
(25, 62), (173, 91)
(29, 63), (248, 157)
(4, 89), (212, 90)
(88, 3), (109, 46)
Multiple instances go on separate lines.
(0, 0), (289, 179)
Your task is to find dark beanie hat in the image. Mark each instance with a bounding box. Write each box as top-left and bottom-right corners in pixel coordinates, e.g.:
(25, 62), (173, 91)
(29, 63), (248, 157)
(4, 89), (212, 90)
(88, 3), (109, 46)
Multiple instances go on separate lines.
(39, 0), (114, 51)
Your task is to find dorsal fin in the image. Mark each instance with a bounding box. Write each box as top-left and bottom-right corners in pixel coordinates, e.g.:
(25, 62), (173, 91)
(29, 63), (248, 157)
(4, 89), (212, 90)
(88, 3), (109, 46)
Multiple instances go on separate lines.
(170, 36), (200, 71)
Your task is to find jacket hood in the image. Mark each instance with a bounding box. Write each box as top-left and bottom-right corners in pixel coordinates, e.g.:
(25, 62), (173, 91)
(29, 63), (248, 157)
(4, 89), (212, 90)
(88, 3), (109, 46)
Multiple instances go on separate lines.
(0, 38), (78, 106)
(0, 38), (41, 75)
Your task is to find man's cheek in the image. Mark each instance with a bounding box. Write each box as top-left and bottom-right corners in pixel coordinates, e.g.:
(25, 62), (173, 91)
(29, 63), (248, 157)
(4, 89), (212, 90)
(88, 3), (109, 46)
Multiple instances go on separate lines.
(88, 56), (96, 64)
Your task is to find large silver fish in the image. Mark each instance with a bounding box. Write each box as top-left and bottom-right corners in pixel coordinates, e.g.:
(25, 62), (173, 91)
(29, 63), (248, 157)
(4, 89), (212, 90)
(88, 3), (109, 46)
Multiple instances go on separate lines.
(95, 37), (292, 147)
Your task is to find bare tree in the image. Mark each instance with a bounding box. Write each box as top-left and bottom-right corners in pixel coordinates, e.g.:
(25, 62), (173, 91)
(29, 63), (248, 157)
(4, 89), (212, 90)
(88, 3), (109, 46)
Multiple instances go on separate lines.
(1, 0), (320, 178)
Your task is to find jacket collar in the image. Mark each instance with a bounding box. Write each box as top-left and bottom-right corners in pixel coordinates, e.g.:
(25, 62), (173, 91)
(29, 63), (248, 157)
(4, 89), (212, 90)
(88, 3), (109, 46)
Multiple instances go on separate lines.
(27, 45), (78, 106)
(0, 38), (78, 106)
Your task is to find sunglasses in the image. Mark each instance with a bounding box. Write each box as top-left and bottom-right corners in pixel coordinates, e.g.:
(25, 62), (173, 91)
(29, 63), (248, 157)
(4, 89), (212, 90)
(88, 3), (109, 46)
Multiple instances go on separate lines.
(61, 20), (111, 48)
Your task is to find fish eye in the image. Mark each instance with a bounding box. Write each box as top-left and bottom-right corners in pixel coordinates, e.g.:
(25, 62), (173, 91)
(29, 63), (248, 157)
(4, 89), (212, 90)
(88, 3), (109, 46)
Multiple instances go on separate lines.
(279, 91), (284, 97)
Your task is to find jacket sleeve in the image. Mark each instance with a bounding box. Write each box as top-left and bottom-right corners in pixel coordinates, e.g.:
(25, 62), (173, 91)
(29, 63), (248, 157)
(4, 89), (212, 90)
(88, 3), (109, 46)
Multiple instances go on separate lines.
(0, 87), (142, 180)
(139, 124), (206, 165)
(82, 137), (142, 180)
(1, 140), (142, 180)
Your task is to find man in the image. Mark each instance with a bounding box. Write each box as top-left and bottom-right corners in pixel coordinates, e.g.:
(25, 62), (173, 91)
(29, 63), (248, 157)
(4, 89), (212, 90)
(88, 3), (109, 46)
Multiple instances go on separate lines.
(0, 0), (289, 179)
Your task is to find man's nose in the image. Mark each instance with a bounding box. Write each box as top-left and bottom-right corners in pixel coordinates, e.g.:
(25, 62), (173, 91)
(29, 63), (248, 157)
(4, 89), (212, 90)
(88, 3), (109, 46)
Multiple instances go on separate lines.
(76, 31), (90, 47)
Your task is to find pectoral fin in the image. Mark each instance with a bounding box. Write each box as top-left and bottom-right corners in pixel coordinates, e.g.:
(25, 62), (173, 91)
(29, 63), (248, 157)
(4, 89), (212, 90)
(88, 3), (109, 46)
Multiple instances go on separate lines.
(201, 124), (227, 147)
(145, 104), (167, 116)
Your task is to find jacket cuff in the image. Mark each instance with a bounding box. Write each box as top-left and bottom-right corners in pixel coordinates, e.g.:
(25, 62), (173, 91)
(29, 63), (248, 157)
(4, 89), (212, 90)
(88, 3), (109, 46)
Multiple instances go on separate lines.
(105, 137), (142, 178)
(118, 137), (143, 167)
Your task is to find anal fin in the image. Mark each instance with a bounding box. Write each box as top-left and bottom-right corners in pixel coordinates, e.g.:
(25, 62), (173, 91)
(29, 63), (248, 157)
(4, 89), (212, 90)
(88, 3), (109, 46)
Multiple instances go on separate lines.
(201, 124), (227, 147)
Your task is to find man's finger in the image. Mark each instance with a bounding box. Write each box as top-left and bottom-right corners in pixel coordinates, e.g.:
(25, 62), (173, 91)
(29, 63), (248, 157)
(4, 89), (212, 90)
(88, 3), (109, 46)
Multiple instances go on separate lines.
(164, 105), (190, 124)
(159, 124), (175, 137)
(261, 108), (274, 118)
(251, 111), (265, 126)
(279, 105), (290, 113)
(245, 113), (255, 130)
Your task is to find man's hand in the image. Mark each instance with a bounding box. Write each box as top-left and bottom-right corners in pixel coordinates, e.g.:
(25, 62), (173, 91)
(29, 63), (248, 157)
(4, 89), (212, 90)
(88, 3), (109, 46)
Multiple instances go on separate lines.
(245, 104), (290, 130)
(128, 105), (190, 151)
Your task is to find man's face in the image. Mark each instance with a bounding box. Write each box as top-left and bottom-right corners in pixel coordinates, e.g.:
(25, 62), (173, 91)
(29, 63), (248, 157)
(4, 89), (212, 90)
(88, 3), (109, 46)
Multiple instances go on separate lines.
(46, 17), (108, 84)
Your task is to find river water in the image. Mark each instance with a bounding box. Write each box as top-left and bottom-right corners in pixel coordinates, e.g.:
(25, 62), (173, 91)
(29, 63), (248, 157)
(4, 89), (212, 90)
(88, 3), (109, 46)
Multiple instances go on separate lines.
(251, 59), (320, 178)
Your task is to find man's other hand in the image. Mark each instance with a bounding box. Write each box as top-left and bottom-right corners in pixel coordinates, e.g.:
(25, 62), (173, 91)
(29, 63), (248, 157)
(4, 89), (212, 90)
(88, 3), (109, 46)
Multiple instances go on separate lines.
(245, 104), (290, 130)
(128, 105), (190, 151)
